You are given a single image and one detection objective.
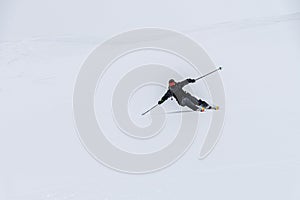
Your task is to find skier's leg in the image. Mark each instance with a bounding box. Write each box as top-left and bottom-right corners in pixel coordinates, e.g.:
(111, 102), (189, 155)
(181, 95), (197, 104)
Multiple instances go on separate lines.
(198, 99), (210, 108)
(185, 93), (218, 110)
(187, 93), (210, 108)
(181, 97), (199, 111)
(188, 95), (201, 105)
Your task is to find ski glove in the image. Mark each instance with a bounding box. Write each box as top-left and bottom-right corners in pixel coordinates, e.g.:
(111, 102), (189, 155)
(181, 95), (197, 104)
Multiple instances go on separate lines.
(158, 100), (164, 105)
(187, 78), (196, 83)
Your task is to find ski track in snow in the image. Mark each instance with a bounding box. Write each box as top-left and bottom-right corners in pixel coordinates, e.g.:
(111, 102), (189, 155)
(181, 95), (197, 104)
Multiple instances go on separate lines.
(1, 11), (299, 62)
(187, 11), (300, 33)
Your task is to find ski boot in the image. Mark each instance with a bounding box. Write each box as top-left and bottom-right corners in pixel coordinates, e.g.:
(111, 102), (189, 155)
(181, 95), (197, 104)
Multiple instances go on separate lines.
(199, 107), (205, 112)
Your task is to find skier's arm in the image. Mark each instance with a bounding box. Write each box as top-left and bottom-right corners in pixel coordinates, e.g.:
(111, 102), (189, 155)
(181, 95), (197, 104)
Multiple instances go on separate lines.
(158, 90), (172, 105)
(177, 78), (196, 88)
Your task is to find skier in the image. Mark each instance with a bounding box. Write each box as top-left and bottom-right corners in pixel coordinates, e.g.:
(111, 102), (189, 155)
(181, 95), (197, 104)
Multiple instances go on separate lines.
(158, 78), (218, 112)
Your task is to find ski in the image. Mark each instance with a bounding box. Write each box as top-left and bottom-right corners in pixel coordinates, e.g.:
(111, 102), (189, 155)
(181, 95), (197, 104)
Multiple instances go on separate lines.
(208, 105), (219, 110)
(152, 107), (220, 115)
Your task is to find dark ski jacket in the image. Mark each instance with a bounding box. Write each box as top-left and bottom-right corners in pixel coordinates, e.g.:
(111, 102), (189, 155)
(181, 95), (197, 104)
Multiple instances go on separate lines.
(160, 79), (194, 105)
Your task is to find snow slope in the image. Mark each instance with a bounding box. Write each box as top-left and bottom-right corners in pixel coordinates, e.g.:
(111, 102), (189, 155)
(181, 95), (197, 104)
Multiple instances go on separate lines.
(0, 0), (300, 199)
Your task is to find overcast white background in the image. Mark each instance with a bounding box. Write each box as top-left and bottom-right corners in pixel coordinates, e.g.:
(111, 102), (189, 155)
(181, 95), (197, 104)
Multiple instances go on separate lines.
(0, 0), (300, 199)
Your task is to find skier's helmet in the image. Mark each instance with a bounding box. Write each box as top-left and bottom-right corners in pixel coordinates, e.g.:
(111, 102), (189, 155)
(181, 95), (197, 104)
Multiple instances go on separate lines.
(169, 79), (176, 87)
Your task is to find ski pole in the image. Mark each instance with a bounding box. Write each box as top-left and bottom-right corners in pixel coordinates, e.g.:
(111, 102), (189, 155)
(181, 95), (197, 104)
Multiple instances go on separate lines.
(141, 104), (159, 116)
(195, 66), (222, 81)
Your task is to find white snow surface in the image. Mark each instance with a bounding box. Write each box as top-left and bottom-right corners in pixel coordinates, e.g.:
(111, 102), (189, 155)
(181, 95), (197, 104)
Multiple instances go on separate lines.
(0, 0), (300, 199)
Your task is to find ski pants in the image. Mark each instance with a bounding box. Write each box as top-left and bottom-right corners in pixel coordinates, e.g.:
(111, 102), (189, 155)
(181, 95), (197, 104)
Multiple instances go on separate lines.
(180, 94), (209, 111)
